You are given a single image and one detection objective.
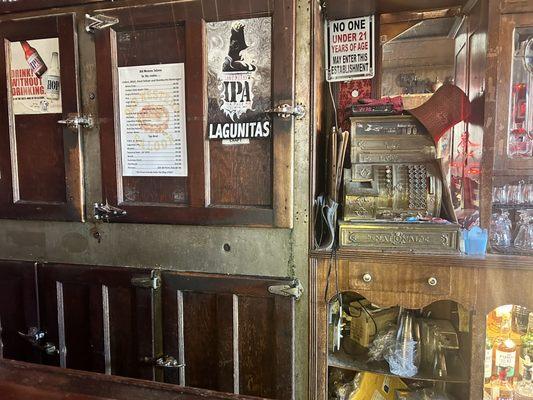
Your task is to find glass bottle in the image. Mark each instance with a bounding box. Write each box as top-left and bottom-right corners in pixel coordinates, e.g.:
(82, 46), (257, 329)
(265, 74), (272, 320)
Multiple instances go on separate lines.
(44, 52), (60, 100)
(521, 314), (533, 378)
(494, 313), (518, 382)
(516, 363), (533, 400)
(20, 41), (47, 78)
(491, 370), (515, 400)
(486, 336), (494, 383)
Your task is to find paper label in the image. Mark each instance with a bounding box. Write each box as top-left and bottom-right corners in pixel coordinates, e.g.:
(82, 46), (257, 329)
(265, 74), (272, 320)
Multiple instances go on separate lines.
(485, 348), (493, 378)
(118, 63), (188, 177)
(9, 38), (62, 115)
(496, 349), (516, 376)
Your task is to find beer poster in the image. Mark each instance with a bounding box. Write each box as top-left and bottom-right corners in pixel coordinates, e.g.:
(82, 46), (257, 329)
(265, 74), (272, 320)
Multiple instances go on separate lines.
(9, 38), (62, 115)
(207, 17), (272, 144)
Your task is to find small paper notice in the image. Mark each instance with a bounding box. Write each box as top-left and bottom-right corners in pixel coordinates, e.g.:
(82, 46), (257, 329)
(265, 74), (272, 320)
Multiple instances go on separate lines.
(118, 63), (188, 177)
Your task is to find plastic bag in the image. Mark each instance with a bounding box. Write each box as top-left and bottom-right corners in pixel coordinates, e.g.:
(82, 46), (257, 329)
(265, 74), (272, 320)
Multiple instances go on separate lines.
(367, 323), (396, 362)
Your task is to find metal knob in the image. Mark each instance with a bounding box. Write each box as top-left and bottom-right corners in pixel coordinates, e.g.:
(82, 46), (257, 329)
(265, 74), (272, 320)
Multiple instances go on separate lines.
(428, 277), (438, 286)
(362, 273), (372, 283)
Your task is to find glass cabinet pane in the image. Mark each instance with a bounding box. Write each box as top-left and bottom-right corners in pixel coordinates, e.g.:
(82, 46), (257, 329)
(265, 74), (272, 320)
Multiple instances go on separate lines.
(484, 305), (533, 399)
(507, 27), (533, 160)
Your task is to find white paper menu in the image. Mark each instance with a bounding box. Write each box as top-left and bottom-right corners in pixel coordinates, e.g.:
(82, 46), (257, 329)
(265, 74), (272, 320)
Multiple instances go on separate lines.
(118, 63), (188, 177)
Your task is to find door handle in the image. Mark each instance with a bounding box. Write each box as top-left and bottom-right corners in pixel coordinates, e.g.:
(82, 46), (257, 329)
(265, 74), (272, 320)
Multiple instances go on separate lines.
(18, 327), (59, 355)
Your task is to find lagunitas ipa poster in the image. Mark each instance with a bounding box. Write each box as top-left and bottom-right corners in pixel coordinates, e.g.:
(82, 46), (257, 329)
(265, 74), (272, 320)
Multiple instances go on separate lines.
(207, 17), (272, 144)
(9, 38), (62, 115)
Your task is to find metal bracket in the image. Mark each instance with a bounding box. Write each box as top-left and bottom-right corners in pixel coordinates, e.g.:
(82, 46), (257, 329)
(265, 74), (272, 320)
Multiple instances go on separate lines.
(265, 103), (306, 120)
(268, 279), (303, 300)
(58, 113), (94, 132)
(141, 355), (184, 369)
(94, 201), (127, 222)
(131, 270), (161, 290)
(85, 13), (119, 33)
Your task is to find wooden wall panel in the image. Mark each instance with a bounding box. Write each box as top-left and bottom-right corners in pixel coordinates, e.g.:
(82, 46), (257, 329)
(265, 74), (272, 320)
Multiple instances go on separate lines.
(0, 261), (39, 363)
(0, 0), (104, 14)
(162, 271), (295, 399)
(37, 263), (156, 379)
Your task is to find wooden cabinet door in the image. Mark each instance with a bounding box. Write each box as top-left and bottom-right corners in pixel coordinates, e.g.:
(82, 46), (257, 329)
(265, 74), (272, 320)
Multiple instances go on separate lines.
(37, 263), (157, 379)
(94, 0), (294, 227)
(0, 1), (105, 14)
(0, 260), (39, 363)
(0, 15), (83, 221)
(161, 271), (295, 399)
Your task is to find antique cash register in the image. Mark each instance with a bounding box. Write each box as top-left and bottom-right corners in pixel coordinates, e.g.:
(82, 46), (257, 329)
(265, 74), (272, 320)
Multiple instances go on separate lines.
(339, 114), (461, 253)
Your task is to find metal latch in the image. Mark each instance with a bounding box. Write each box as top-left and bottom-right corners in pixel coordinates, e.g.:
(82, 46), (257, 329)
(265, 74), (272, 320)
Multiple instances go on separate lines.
(18, 327), (59, 356)
(141, 355), (184, 369)
(131, 270), (161, 290)
(58, 113), (94, 132)
(265, 103), (306, 120)
(85, 13), (119, 33)
(268, 279), (303, 300)
(94, 201), (127, 222)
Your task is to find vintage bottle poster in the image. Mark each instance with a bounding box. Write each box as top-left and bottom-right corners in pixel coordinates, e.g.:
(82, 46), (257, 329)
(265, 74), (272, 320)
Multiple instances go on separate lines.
(117, 63), (188, 177)
(207, 17), (272, 144)
(9, 38), (62, 115)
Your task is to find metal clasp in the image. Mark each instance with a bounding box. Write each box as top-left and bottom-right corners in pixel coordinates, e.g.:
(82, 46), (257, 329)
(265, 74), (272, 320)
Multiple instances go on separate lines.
(58, 113), (94, 132)
(268, 279), (303, 300)
(85, 13), (119, 33)
(94, 201), (127, 222)
(18, 327), (59, 356)
(265, 103), (306, 120)
(141, 355), (184, 369)
(131, 270), (161, 290)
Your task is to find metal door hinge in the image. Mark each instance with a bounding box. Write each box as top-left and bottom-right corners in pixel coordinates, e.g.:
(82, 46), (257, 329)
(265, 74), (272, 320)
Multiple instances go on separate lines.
(265, 103), (306, 120)
(268, 279), (303, 300)
(131, 270), (161, 290)
(85, 13), (119, 33)
(94, 201), (127, 221)
(58, 113), (94, 132)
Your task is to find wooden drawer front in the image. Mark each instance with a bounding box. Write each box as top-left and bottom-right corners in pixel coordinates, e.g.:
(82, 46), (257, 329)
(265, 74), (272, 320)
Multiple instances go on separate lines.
(348, 262), (451, 296)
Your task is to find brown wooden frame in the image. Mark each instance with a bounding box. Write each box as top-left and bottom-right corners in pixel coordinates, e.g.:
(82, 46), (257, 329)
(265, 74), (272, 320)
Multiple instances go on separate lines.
(95, 0), (294, 227)
(161, 270), (295, 399)
(0, 1), (104, 14)
(0, 358), (261, 400)
(0, 14), (83, 221)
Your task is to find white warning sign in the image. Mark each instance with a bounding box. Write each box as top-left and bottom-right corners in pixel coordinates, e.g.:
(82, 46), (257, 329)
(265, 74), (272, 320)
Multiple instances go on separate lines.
(325, 16), (375, 82)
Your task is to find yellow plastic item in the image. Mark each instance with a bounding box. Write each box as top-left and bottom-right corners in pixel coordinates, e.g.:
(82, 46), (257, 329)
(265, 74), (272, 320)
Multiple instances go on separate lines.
(349, 372), (408, 400)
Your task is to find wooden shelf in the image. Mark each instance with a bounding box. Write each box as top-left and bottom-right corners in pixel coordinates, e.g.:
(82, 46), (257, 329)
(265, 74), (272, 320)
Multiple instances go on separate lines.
(309, 249), (533, 270)
(328, 341), (469, 384)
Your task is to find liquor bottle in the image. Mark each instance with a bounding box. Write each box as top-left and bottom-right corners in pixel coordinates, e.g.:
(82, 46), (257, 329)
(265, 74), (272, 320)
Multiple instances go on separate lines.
(516, 362), (533, 400)
(495, 313), (518, 382)
(490, 370), (515, 400)
(44, 52), (60, 100)
(485, 337), (494, 383)
(521, 314), (533, 378)
(20, 41), (47, 78)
